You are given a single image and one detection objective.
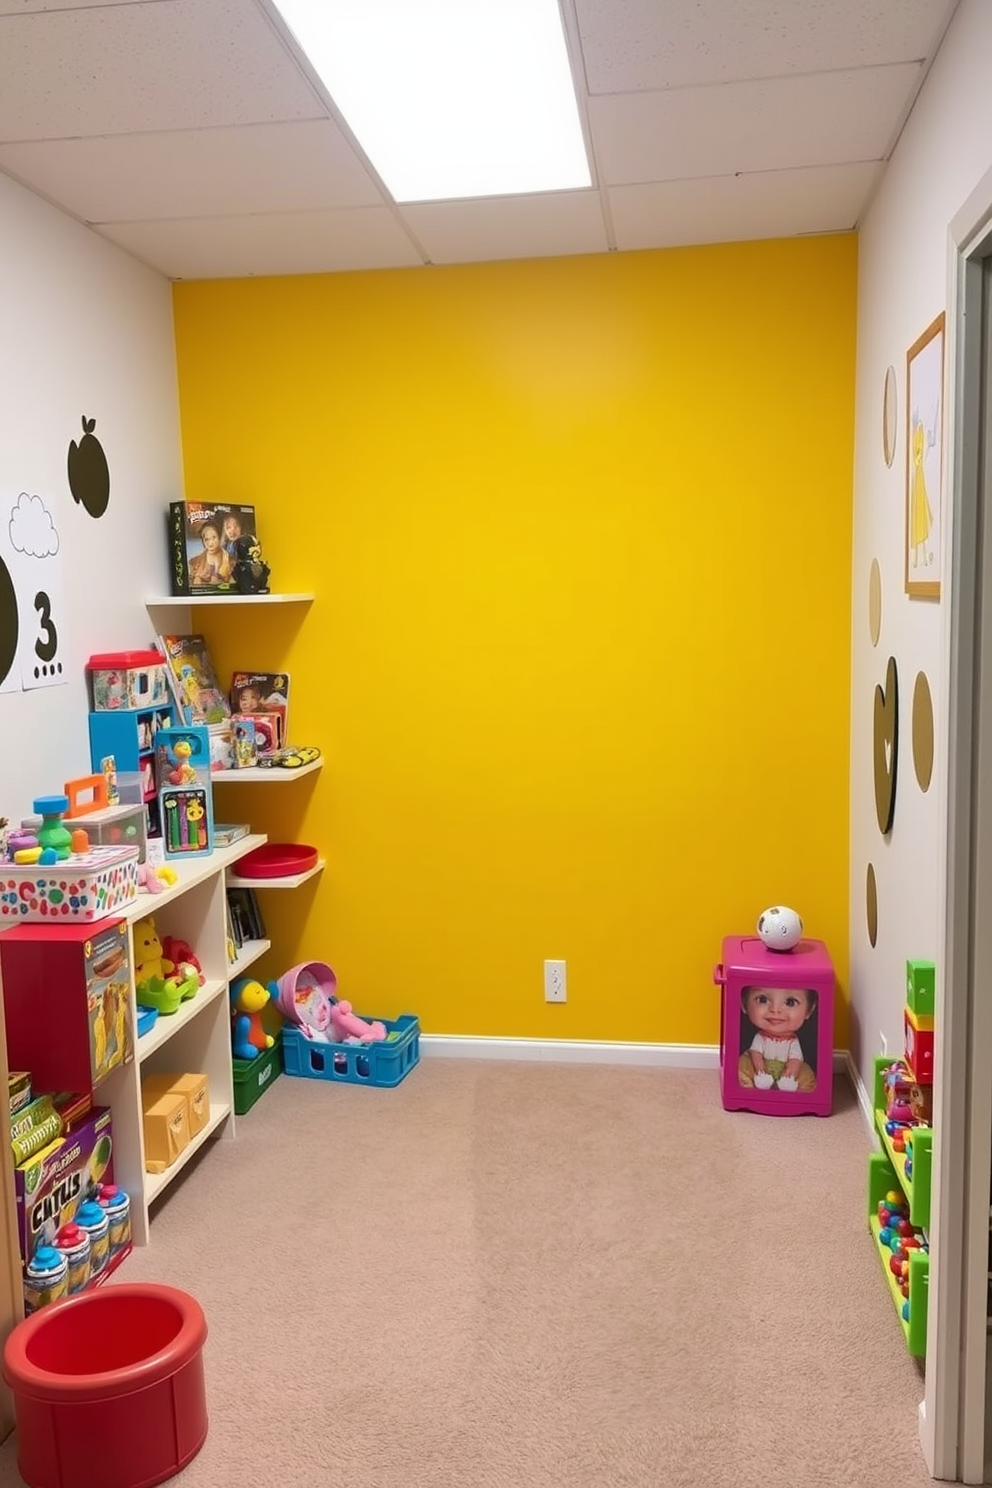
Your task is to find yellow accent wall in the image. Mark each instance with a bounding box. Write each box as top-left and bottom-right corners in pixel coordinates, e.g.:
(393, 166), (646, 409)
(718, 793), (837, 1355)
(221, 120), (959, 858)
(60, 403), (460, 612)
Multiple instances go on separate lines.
(173, 235), (856, 1045)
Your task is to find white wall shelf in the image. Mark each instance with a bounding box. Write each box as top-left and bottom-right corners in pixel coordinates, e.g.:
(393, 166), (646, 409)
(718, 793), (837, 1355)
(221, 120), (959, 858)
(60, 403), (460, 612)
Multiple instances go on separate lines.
(145, 593), (314, 607)
(227, 859), (325, 891)
(212, 759), (322, 783)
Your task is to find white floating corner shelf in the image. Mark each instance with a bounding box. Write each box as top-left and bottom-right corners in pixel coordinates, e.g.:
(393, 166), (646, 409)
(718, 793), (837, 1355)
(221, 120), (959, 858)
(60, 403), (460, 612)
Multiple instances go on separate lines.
(226, 858), (325, 891)
(144, 593), (314, 607)
(211, 759), (322, 784)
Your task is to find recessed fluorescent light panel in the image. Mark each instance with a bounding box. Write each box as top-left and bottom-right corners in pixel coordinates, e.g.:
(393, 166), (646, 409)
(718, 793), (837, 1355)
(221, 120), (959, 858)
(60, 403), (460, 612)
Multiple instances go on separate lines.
(272, 0), (592, 203)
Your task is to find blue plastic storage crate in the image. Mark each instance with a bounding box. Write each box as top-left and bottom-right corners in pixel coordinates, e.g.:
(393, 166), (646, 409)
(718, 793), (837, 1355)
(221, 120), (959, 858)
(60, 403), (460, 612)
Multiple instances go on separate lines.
(282, 1014), (420, 1088)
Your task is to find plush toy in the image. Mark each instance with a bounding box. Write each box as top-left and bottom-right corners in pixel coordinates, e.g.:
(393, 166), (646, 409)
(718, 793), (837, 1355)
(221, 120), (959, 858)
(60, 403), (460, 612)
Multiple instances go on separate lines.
(162, 933), (205, 987)
(231, 977), (276, 1060)
(328, 1000), (387, 1045)
(231, 533), (271, 595)
(756, 905), (803, 952)
(133, 915), (199, 1015)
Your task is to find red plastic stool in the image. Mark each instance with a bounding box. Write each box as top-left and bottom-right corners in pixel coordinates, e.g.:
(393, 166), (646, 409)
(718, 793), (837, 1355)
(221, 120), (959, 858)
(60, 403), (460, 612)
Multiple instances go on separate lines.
(2, 1284), (208, 1488)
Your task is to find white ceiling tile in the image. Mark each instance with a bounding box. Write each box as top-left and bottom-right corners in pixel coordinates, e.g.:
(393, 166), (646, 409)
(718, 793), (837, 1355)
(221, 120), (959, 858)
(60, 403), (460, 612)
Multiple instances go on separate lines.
(0, 121), (383, 222)
(589, 64), (920, 185)
(94, 206), (425, 279)
(402, 193), (610, 266)
(0, 0), (167, 9)
(608, 162), (883, 250)
(0, 0), (323, 139)
(576, 0), (958, 92)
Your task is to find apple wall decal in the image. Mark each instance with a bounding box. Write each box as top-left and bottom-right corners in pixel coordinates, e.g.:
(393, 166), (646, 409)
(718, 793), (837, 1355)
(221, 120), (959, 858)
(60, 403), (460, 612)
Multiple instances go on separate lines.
(873, 654), (899, 835)
(67, 415), (110, 518)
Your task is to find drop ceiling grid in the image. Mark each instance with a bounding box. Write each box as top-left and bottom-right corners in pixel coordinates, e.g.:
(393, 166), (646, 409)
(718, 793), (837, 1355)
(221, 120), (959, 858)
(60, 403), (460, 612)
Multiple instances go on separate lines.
(0, 0), (326, 139)
(589, 61), (923, 187)
(574, 0), (956, 93)
(607, 161), (883, 251)
(96, 205), (425, 280)
(0, 121), (385, 223)
(402, 192), (611, 265)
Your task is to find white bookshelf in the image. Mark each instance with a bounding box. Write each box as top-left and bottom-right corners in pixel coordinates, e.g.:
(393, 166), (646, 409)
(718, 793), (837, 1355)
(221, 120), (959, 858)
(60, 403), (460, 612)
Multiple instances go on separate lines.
(143, 1102), (232, 1204)
(229, 937), (271, 979)
(136, 977), (227, 1062)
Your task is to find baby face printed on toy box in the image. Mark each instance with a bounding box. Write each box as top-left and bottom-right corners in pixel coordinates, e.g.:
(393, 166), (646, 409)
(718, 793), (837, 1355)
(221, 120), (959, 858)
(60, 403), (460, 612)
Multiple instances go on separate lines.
(737, 985), (818, 1093)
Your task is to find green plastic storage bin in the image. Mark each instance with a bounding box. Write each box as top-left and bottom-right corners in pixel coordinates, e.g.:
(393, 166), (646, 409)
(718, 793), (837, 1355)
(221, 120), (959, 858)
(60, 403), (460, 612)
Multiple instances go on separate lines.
(233, 1031), (283, 1114)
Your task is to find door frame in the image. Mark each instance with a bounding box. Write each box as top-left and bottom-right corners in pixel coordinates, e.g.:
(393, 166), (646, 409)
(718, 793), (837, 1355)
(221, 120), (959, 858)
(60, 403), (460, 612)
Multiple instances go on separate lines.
(929, 163), (992, 1484)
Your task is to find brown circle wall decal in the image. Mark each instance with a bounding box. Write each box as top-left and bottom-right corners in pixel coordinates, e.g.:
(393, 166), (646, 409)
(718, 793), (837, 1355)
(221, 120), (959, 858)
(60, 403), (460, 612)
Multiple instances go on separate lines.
(869, 559), (882, 646)
(873, 655), (899, 835)
(866, 862), (878, 947)
(883, 365), (897, 467)
(912, 671), (934, 791)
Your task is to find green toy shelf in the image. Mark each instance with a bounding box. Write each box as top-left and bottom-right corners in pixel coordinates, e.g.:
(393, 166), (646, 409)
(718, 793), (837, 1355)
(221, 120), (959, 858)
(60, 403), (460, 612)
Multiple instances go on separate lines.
(868, 1150), (929, 1357)
(871, 1055), (933, 1228)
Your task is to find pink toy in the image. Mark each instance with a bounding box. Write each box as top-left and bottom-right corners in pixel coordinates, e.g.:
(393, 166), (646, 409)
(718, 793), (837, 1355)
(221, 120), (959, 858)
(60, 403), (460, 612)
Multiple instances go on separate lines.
(713, 934), (836, 1118)
(274, 960), (386, 1044)
(136, 861), (165, 895)
(328, 1001), (386, 1044)
(274, 960), (338, 1041)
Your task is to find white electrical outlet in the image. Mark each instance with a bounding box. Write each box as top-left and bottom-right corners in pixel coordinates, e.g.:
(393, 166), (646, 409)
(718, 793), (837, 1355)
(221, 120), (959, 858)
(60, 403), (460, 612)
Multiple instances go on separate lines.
(880, 1031), (888, 1056)
(544, 959), (567, 1003)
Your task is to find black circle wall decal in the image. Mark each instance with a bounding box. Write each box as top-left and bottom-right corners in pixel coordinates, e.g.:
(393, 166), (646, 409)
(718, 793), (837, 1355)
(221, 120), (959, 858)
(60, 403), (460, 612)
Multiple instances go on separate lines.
(0, 555), (18, 687)
(873, 655), (899, 835)
(866, 863), (878, 948)
(67, 415), (110, 518)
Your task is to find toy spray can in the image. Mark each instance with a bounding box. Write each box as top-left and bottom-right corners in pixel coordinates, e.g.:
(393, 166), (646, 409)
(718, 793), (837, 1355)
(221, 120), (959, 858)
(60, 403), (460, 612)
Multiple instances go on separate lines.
(75, 1198), (110, 1276)
(96, 1184), (131, 1254)
(55, 1221), (91, 1294)
(23, 1245), (68, 1314)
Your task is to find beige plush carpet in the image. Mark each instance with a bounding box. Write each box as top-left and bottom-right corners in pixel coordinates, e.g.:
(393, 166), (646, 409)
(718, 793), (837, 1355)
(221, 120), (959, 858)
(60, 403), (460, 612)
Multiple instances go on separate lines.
(0, 1060), (930, 1487)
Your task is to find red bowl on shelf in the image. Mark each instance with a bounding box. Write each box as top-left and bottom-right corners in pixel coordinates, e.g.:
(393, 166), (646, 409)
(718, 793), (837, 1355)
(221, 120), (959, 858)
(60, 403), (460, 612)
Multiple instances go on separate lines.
(232, 843), (318, 878)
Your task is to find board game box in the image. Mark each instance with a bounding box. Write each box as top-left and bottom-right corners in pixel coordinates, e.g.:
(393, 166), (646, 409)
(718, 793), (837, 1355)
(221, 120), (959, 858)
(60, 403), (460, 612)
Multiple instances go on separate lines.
(158, 634), (232, 726)
(230, 671), (290, 738)
(167, 500), (259, 596)
(14, 1106), (116, 1263)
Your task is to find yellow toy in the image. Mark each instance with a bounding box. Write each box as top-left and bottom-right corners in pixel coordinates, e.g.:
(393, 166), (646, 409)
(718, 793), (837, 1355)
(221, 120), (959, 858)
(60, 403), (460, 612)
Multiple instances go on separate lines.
(133, 914), (199, 1015)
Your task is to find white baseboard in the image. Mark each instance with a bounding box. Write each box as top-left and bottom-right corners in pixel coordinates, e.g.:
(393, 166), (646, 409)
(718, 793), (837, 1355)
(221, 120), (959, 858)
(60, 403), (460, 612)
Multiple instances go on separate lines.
(421, 1034), (854, 1074)
(844, 1050), (878, 1142)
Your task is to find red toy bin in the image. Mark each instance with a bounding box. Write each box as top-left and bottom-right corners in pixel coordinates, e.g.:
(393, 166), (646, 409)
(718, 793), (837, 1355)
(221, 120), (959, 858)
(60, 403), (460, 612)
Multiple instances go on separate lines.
(713, 935), (835, 1117)
(2, 1283), (208, 1488)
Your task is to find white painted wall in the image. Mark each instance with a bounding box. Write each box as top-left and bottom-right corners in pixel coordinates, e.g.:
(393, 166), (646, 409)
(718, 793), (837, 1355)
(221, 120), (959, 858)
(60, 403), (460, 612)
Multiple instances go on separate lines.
(0, 171), (182, 829)
(850, 0), (992, 1090)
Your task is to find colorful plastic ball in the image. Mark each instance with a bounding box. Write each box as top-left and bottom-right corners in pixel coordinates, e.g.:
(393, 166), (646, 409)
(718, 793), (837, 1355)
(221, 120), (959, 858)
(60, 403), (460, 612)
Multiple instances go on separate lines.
(902, 1301), (911, 1320)
(879, 1227), (893, 1246)
(756, 905), (803, 951)
(889, 1254), (905, 1276)
(885, 1190), (904, 1206)
(898, 1219), (914, 1237)
(905, 1160), (913, 1179)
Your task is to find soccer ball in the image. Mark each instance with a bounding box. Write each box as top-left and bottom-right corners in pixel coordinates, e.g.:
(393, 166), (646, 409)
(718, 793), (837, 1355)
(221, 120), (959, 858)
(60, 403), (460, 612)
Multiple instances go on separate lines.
(756, 905), (803, 952)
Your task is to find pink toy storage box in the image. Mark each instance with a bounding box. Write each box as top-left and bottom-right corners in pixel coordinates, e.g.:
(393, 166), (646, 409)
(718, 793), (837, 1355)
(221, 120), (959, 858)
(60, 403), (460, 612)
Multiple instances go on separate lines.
(713, 935), (835, 1117)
